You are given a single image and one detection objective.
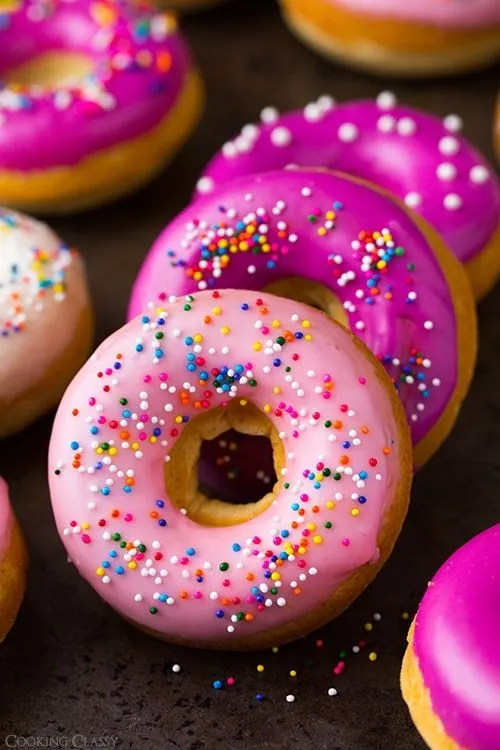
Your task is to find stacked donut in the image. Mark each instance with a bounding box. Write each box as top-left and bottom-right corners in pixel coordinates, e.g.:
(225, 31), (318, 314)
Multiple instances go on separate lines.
(48, 89), (500, 665)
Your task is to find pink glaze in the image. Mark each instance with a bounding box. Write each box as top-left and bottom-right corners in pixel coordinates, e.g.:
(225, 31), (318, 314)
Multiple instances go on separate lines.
(49, 290), (407, 644)
(0, 0), (193, 170)
(197, 93), (500, 265)
(0, 478), (12, 559)
(129, 170), (463, 450)
(321, 0), (500, 29)
(412, 525), (500, 749)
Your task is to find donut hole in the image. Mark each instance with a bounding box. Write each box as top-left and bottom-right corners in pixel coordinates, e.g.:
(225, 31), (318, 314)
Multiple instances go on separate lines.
(265, 277), (348, 326)
(164, 401), (284, 527)
(199, 430), (276, 504)
(2, 51), (95, 89)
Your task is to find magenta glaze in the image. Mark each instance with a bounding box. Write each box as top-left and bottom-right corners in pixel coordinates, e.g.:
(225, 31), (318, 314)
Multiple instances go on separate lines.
(413, 525), (500, 749)
(197, 94), (500, 264)
(129, 169), (461, 448)
(0, 477), (12, 558)
(0, 0), (192, 170)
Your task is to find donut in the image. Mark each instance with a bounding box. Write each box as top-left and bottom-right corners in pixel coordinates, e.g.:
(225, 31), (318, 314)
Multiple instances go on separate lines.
(401, 525), (500, 749)
(278, 0), (500, 77)
(0, 478), (27, 644)
(197, 93), (500, 300)
(128, 169), (477, 469)
(0, 207), (92, 437)
(49, 289), (412, 650)
(0, 0), (203, 214)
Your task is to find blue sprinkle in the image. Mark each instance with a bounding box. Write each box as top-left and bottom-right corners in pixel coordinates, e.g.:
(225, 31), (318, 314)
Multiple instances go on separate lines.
(70, 441), (79, 450)
(115, 566), (125, 575)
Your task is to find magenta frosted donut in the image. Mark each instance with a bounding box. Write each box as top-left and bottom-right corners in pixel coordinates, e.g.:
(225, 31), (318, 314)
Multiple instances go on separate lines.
(128, 169), (476, 468)
(0, 0), (203, 212)
(49, 289), (412, 649)
(197, 93), (500, 300)
(402, 525), (500, 749)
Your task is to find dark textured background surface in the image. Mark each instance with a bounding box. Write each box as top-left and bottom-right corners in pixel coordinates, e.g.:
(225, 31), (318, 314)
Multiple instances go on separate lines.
(0, 1), (498, 748)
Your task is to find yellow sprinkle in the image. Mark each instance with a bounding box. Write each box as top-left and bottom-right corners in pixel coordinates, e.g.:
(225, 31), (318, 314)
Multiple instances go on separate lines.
(81, 522), (90, 530)
(317, 227), (327, 236)
(298, 546), (306, 555)
(109, 447), (117, 456)
(239, 399), (248, 407)
(264, 404), (271, 413)
(131, 442), (139, 451)
(272, 319), (280, 328)
(271, 572), (281, 581)
(326, 501), (335, 510)
(149, 437), (157, 444)
(96, 447), (103, 455)
(273, 386), (281, 394)
(128, 561), (137, 570)
(272, 647), (279, 654)
(302, 319), (311, 328)
(305, 334), (313, 341)
(193, 334), (203, 343)
(253, 342), (262, 351)
(96, 567), (104, 577)
(368, 652), (378, 662)
(289, 670), (297, 678)
(326, 210), (335, 220)
(312, 535), (323, 545)
(364, 622), (373, 632)
(401, 611), (410, 621)
(212, 306), (221, 315)
(221, 326), (230, 335)
(351, 508), (360, 517)
(175, 416), (183, 424)
(257, 665), (265, 673)
(306, 523), (316, 531)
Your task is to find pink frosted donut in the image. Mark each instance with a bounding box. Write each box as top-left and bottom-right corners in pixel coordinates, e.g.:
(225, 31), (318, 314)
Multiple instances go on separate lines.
(197, 93), (500, 300)
(49, 289), (412, 649)
(0, 0), (203, 213)
(129, 169), (477, 469)
(402, 525), (500, 749)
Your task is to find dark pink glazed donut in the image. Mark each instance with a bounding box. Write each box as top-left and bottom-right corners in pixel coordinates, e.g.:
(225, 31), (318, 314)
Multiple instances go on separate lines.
(197, 93), (500, 300)
(128, 169), (477, 473)
(0, 0), (203, 212)
(402, 525), (500, 749)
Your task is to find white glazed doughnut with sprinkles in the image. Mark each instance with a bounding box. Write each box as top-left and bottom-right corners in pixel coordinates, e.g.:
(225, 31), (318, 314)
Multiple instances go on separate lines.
(0, 207), (92, 436)
(49, 289), (412, 650)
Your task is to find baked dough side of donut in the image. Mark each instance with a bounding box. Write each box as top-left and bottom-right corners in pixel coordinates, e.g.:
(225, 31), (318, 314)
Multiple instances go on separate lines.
(280, 0), (500, 77)
(0, 516), (28, 644)
(401, 623), (460, 750)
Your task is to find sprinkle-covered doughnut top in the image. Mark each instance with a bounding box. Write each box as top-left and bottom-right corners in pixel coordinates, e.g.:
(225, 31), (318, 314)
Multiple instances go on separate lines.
(49, 290), (407, 644)
(198, 93), (500, 265)
(0, 0), (192, 170)
(130, 170), (460, 448)
(321, 0), (500, 28)
(0, 207), (87, 399)
(0, 208), (71, 335)
(0, 478), (12, 558)
(412, 525), (500, 749)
